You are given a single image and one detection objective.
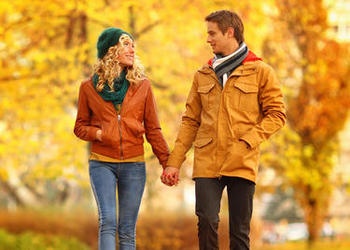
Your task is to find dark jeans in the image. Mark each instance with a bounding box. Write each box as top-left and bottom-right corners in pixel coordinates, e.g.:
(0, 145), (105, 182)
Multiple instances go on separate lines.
(195, 177), (255, 250)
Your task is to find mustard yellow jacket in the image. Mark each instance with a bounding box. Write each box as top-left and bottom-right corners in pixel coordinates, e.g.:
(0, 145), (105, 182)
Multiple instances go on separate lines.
(167, 52), (286, 183)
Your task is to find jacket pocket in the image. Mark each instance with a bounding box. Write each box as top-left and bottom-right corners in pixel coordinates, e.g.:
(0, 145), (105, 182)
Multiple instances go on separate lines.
(194, 137), (213, 148)
(123, 117), (145, 138)
(233, 81), (259, 112)
(101, 118), (120, 145)
(197, 83), (217, 109)
(193, 137), (214, 170)
(222, 139), (259, 174)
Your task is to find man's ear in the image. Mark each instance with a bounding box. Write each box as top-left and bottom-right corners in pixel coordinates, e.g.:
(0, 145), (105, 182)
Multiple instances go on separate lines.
(227, 27), (235, 38)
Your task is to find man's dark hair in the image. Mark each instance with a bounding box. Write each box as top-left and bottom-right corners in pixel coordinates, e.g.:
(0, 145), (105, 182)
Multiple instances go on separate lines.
(205, 10), (244, 44)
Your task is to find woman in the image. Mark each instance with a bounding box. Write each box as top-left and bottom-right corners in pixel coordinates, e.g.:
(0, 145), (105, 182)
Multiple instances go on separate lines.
(74, 27), (169, 250)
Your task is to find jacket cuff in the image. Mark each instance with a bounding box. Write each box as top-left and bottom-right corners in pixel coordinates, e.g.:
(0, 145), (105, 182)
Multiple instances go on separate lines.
(167, 153), (185, 169)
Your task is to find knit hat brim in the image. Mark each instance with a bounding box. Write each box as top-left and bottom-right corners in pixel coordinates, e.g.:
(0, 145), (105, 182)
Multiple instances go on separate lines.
(97, 27), (133, 59)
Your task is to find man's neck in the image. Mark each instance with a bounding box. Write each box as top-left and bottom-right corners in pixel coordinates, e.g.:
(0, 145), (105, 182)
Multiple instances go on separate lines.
(216, 44), (241, 59)
(220, 41), (239, 57)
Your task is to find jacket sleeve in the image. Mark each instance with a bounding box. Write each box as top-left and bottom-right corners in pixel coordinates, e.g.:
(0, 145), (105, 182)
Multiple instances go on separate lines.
(143, 85), (170, 168)
(240, 63), (286, 148)
(73, 81), (100, 142)
(167, 75), (201, 169)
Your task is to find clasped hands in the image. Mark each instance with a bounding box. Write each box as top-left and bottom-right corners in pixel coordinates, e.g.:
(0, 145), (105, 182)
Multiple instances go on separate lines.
(161, 166), (179, 186)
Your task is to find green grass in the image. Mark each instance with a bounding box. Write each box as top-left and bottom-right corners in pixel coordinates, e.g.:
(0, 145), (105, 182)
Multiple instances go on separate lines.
(0, 229), (90, 250)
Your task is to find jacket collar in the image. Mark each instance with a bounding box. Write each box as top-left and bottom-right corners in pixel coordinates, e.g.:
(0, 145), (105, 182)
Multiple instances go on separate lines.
(200, 51), (261, 76)
(207, 51), (261, 67)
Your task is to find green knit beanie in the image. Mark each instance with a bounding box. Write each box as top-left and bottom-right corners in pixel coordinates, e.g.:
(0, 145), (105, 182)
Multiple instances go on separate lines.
(96, 27), (133, 59)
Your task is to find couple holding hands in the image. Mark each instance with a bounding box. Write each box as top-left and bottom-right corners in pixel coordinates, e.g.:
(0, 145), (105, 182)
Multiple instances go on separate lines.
(74, 9), (286, 250)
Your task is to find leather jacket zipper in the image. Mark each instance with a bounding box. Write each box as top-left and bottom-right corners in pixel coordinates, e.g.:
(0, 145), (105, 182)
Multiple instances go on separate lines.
(117, 114), (124, 159)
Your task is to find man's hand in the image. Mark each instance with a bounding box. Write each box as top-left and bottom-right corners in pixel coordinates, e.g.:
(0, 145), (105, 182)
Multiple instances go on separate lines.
(161, 167), (179, 186)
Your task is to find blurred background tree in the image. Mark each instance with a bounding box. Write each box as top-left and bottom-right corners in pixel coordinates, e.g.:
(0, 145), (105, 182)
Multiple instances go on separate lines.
(0, 0), (91, 208)
(260, 0), (350, 245)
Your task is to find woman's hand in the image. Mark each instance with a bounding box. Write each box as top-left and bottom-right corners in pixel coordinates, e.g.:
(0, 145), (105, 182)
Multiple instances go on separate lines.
(96, 129), (102, 141)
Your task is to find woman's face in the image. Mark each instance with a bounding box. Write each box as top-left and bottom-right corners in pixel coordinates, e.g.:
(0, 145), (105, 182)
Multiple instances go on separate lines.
(117, 35), (135, 67)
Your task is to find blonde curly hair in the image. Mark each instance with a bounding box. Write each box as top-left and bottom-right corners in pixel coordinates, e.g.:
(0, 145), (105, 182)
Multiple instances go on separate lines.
(93, 34), (145, 92)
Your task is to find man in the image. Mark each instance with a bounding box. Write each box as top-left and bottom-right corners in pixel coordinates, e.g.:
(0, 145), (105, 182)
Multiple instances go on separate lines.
(161, 10), (286, 250)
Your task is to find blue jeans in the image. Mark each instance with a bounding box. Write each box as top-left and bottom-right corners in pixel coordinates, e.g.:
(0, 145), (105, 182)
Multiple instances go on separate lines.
(89, 160), (146, 250)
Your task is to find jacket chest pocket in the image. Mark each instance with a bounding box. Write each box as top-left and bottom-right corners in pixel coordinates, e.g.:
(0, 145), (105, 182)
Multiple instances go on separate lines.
(197, 83), (219, 109)
(228, 81), (259, 113)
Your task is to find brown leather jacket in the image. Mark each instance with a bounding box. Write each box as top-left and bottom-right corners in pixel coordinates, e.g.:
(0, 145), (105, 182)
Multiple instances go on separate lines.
(167, 52), (286, 182)
(74, 77), (169, 168)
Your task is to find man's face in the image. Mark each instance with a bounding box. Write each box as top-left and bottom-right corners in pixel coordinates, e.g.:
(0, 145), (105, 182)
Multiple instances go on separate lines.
(206, 21), (232, 56)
